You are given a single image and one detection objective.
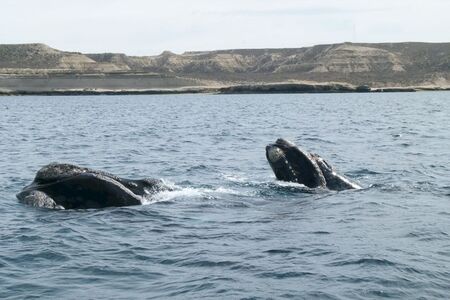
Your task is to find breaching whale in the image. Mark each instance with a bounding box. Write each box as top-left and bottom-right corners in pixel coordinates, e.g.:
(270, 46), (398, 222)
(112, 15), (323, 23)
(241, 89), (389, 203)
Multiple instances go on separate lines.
(266, 138), (361, 191)
(17, 163), (170, 209)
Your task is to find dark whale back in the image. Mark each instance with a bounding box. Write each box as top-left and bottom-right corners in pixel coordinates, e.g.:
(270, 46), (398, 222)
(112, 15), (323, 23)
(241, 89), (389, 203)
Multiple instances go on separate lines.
(17, 163), (169, 209)
(31, 173), (142, 209)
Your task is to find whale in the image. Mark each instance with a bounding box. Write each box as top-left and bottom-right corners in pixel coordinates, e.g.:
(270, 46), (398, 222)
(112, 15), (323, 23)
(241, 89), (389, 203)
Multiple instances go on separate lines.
(17, 163), (170, 209)
(266, 138), (361, 191)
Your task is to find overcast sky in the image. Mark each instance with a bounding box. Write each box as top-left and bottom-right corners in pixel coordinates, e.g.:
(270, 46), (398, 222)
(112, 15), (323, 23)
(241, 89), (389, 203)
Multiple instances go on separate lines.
(1, 0), (448, 55)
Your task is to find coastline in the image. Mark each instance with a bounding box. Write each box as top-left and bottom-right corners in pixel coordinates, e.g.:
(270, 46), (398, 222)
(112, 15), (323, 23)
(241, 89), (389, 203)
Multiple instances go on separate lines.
(1, 82), (449, 96)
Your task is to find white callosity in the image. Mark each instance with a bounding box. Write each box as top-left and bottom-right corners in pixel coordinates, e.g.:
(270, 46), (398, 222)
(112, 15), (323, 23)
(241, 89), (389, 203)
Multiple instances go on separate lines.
(267, 147), (284, 162)
(268, 147), (298, 179)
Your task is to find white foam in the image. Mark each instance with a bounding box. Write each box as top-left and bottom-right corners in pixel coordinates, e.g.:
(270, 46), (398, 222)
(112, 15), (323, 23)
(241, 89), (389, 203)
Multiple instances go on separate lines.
(222, 173), (249, 183)
(142, 182), (249, 204)
(273, 180), (308, 188)
(144, 187), (205, 204)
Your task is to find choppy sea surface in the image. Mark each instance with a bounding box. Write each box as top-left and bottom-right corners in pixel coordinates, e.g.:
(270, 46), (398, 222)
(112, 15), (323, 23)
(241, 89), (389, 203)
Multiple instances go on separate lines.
(0, 93), (449, 299)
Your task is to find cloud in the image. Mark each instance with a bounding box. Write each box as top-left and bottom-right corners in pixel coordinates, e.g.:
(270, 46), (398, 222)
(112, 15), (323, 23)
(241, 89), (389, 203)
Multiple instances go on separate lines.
(0, 0), (448, 55)
(205, 7), (389, 17)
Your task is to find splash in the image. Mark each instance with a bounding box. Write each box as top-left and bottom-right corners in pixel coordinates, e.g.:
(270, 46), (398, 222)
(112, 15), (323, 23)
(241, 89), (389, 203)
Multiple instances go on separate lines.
(142, 180), (249, 204)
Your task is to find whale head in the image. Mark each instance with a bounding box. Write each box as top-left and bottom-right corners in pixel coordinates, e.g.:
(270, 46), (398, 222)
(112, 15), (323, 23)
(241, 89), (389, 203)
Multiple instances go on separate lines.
(265, 138), (326, 188)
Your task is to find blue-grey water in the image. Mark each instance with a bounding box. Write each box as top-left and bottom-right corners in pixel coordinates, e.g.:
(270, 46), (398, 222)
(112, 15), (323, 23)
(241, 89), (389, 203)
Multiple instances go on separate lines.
(0, 93), (449, 299)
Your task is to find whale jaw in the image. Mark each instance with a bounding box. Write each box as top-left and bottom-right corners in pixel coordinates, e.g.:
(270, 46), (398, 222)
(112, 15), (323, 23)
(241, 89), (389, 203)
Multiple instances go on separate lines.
(266, 138), (360, 191)
(266, 138), (326, 188)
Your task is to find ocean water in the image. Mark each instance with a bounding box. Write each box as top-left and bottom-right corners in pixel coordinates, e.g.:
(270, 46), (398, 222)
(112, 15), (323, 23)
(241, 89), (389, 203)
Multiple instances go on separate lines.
(0, 92), (449, 299)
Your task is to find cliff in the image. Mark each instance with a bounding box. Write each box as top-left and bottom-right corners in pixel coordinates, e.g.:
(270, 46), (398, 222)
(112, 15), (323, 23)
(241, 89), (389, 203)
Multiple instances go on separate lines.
(0, 42), (449, 92)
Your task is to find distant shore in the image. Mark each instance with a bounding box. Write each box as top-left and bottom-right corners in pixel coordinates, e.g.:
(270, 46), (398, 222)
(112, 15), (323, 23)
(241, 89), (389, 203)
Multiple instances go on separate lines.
(1, 42), (449, 96)
(1, 82), (449, 96)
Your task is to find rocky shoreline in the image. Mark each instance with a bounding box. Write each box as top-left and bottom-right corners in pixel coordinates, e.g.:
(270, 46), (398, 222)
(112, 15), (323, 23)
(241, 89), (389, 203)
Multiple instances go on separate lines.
(1, 82), (448, 96)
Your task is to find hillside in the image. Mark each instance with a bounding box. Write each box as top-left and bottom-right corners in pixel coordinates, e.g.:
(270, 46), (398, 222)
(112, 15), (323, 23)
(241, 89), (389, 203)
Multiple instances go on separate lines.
(0, 42), (449, 92)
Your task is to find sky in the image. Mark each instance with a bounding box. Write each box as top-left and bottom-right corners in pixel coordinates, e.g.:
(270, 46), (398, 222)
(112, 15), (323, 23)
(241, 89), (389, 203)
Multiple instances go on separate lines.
(1, 0), (449, 55)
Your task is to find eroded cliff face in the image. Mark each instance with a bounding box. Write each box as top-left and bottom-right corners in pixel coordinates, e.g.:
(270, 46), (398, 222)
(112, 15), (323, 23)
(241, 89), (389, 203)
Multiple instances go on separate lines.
(305, 44), (405, 73)
(0, 43), (127, 74)
(1, 42), (449, 88)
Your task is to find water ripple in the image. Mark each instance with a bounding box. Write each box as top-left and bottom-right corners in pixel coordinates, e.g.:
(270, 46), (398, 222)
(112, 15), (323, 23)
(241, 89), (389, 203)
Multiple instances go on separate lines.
(1, 93), (449, 299)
